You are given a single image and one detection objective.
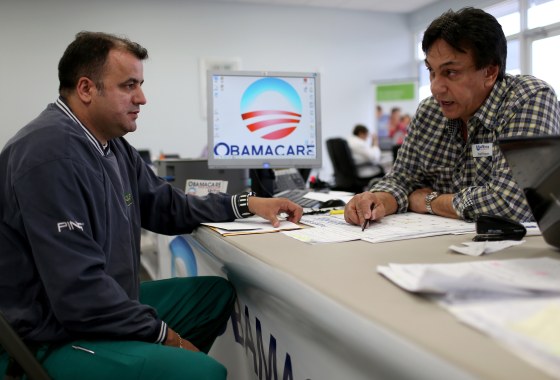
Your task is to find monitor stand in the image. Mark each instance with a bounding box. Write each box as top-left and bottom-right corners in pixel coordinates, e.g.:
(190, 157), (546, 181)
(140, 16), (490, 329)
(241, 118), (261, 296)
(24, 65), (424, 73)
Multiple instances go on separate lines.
(250, 169), (276, 198)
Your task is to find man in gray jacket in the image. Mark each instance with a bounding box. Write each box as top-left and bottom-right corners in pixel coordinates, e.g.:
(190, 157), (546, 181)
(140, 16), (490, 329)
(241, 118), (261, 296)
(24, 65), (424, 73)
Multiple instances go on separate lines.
(0, 31), (302, 380)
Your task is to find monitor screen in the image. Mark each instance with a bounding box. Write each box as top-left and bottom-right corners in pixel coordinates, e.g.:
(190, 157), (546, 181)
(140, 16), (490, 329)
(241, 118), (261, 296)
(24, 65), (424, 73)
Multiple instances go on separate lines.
(207, 70), (322, 169)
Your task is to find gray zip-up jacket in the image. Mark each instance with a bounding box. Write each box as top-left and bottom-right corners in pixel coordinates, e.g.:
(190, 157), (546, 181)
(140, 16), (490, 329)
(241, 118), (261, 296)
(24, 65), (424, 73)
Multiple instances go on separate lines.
(0, 98), (240, 344)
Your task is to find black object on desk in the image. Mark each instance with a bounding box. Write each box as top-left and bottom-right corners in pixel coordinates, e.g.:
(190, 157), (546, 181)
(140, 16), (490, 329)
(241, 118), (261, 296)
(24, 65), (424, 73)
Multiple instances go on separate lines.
(473, 214), (526, 241)
(499, 135), (560, 249)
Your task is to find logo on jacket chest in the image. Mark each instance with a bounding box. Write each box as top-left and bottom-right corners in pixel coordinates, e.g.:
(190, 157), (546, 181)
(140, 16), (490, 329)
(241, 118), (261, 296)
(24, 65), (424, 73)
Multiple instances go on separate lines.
(124, 192), (133, 207)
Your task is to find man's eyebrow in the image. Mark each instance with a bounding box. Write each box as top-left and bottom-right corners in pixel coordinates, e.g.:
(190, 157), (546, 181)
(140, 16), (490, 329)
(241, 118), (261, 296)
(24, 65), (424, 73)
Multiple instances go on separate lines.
(424, 59), (460, 70)
(123, 78), (144, 85)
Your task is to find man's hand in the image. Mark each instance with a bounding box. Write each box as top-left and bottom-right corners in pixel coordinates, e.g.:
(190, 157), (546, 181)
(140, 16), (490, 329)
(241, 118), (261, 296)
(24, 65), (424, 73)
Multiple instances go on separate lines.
(248, 197), (303, 227)
(164, 327), (199, 352)
(344, 191), (397, 227)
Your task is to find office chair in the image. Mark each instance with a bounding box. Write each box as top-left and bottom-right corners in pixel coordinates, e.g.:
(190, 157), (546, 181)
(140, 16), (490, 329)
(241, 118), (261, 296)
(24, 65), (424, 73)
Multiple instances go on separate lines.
(326, 138), (384, 194)
(0, 312), (51, 380)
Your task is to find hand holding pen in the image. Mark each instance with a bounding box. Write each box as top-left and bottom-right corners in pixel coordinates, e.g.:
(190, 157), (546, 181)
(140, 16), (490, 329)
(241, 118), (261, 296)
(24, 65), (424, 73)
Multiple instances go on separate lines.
(361, 203), (378, 231)
(344, 191), (397, 229)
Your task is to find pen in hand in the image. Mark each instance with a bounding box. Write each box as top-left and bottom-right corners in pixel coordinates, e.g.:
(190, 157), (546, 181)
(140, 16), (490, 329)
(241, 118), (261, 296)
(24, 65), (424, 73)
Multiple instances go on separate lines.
(361, 203), (377, 232)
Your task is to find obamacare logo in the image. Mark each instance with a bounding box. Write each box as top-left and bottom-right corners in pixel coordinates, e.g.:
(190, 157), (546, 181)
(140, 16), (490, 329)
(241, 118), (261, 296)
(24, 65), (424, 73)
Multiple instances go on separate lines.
(240, 78), (302, 140)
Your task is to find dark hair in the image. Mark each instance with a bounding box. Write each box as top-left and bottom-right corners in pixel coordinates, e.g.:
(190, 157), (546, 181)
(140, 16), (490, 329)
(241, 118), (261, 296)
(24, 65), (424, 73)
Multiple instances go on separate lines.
(353, 124), (368, 136)
(422, 7), (507, 81)
(58, 31), (148, 96)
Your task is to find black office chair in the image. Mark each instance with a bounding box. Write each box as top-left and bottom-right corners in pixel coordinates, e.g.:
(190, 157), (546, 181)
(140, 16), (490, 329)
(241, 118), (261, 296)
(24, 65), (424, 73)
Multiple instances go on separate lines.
(0, 311), (51, 380)
(326, 138), (384, 193)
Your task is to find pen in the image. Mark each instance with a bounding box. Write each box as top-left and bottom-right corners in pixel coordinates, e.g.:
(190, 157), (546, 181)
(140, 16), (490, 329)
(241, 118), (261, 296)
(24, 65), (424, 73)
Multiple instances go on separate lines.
(329, 209), (344, 215)
(361, 203), (377, 231)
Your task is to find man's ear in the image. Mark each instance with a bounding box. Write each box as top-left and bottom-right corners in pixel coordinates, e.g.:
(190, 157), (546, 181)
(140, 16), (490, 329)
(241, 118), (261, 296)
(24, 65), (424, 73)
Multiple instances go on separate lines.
(75, 77), (96, 104)
(484, 64), (499, 87)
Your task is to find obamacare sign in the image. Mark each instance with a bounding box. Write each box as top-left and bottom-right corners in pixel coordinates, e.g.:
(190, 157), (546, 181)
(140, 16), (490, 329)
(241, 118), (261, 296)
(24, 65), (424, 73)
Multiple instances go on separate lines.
(213, 77), (316, 158)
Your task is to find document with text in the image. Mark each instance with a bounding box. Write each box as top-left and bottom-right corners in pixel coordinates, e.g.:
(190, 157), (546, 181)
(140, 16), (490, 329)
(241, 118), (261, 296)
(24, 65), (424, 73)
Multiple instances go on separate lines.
(378, 257), (560, 379)
(284, 212), (474, 244)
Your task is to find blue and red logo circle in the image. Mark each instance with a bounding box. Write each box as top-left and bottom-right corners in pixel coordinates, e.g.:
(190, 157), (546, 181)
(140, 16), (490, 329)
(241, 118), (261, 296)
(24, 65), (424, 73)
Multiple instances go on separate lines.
(240, 78), (302, 140)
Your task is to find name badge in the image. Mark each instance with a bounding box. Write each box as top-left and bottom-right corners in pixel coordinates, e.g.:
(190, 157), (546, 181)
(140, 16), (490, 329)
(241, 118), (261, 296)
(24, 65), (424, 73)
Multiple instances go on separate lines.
(472, 143), (493, 158)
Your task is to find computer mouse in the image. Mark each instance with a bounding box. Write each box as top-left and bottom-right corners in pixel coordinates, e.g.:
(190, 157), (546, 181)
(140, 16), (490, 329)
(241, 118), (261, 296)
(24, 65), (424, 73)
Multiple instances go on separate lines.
(321, 199), (346, 208)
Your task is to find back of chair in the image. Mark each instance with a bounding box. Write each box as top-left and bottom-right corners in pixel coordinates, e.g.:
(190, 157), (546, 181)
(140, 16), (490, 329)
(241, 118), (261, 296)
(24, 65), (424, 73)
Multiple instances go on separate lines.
(0, 312), (51, 380)
(326, 138), (364, 193)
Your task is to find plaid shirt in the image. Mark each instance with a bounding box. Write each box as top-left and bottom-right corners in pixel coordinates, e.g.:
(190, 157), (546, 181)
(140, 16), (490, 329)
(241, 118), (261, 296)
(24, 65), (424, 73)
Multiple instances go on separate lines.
(372, 74), (559, 222)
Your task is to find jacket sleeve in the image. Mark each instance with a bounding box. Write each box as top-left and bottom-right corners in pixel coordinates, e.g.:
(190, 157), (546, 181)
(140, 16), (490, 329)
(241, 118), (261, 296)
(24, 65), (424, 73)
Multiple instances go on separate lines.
(129, 149), (238, 235)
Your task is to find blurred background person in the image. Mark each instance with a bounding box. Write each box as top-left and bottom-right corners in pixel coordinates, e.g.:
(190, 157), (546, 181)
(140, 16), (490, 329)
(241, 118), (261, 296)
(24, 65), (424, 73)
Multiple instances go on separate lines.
(391, 113), (410, 146)
(375, 105), (389, 138)
(389, 113), (411, 161)
(387, 107), (402, 142)
(346, 124), (383, 180)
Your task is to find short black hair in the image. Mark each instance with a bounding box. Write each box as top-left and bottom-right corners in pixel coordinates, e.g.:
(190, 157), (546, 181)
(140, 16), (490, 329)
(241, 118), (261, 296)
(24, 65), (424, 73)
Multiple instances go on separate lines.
(353, 124), (368, 136)
(422, 7), (507, 81)
(58, 31), (148, 96)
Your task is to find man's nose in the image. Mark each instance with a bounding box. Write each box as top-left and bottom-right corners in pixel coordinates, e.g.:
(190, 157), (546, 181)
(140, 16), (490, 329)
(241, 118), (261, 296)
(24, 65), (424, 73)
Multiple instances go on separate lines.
(430, 76), (446, 96)
(134, 87), (147, 105)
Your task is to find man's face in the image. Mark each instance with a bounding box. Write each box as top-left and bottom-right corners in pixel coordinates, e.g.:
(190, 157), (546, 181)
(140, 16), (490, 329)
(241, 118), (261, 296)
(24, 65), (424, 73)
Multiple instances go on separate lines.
(425, 39), (498, 125)
(88, 49), (146, 142)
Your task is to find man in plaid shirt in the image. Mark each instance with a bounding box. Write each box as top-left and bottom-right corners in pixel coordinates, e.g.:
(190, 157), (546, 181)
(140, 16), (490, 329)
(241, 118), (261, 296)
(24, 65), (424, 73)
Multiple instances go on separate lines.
(345, 7), (559, 227)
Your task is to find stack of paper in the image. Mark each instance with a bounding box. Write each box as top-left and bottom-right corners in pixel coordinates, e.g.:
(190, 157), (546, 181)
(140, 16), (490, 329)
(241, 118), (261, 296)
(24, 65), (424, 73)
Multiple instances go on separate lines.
(285, 212), (475, 244)
(202, 217), (301, 236)
(378, 257), (560, 379)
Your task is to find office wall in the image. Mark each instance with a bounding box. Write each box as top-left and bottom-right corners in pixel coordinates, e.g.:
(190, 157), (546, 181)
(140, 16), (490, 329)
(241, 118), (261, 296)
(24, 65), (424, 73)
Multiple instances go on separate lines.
(0, 0), (413, 180)
(407, 0), (499, 35)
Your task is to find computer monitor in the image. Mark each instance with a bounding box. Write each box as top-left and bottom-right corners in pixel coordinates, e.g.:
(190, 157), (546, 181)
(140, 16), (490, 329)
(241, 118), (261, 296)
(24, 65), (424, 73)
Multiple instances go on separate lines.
(207, 70), (322, 170)
(499, 135), (560, 249)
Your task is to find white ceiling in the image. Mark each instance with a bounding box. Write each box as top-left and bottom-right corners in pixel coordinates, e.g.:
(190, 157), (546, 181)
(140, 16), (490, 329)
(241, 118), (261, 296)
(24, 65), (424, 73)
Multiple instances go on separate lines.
(208, 0), (442, 13)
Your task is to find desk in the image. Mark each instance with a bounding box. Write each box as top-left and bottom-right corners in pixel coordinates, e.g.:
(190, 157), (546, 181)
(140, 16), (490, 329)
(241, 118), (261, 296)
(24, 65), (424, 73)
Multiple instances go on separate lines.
(182, 227), (558, 380)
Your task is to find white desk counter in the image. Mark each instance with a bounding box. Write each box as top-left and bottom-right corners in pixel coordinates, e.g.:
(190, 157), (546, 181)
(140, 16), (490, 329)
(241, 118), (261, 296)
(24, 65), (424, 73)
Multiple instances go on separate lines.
(182, 227), (558, 380)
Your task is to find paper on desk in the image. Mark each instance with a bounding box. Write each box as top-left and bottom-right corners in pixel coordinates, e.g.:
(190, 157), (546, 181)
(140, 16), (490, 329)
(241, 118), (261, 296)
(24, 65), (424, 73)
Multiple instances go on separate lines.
(449, 240), (526, 256)
(445, 296), (560, 379)
(283, 214), (359, 243)
(202, 217), (301, 236)
(523, 222), (541, 236)
(285, 212), (474, 244)
(378, 257), (560, 378)
(377, 257), (560, 296)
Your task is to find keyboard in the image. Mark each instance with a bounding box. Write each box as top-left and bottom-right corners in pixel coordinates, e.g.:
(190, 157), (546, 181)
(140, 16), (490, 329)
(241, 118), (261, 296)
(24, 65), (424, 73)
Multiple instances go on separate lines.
(274, 189), (323, 209)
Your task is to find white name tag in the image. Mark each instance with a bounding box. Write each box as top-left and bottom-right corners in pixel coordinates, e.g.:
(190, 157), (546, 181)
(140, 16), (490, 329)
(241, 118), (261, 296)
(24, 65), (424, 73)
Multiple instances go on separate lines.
(472, 143), (493, 157)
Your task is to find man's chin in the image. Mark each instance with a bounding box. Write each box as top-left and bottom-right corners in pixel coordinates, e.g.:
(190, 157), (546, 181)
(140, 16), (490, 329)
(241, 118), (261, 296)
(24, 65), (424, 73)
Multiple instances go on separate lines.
(120, 123), (137, 136)
(440, 109), (459, 120)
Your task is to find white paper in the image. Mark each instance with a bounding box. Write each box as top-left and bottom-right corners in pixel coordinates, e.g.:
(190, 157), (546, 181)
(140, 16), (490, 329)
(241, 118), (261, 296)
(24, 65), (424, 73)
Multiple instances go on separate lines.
(283, 214), (359, 243)
(446, 297), (560, 379)
(378, 257), (560, 295)
(449, 240), (526, 256)
(523, 222), (541, 236)
(202, 217), (301, 235)
(377, 257), (560, 378)
(285, 212), (474, 244)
